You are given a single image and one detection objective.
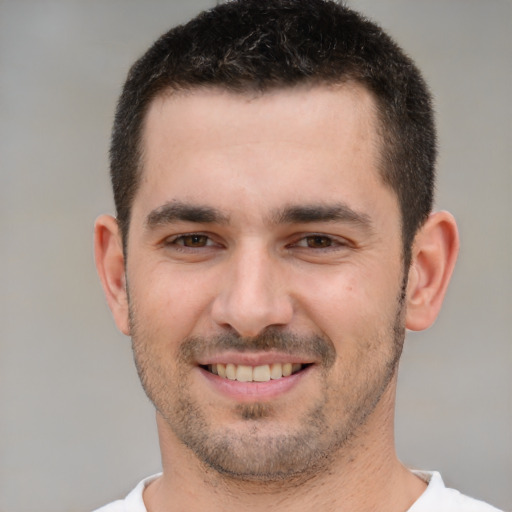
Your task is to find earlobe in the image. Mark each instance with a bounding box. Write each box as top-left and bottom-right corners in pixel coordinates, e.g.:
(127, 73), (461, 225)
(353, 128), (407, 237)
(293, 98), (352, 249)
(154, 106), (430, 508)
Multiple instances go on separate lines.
(94, 214), (131, 335)
(405, 211), (459, 331)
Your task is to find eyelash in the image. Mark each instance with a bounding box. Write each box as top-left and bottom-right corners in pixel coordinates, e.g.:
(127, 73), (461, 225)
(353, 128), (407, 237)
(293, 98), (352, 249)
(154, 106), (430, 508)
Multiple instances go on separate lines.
(164, 233), (220, 250)
(290, 234), (349, 250)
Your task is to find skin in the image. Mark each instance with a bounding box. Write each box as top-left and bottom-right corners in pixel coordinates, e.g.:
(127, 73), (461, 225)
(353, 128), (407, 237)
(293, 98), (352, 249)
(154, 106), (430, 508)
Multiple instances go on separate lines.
(95, 84), (459, 512)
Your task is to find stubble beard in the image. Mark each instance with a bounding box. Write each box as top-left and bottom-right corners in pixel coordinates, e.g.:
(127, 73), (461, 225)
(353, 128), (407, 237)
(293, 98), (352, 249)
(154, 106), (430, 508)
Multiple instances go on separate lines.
(129, 282), (407, 483)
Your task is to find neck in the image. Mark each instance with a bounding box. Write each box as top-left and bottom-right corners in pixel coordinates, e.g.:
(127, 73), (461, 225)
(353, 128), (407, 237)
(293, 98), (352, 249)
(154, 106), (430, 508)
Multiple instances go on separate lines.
(144, 382), (426, 512)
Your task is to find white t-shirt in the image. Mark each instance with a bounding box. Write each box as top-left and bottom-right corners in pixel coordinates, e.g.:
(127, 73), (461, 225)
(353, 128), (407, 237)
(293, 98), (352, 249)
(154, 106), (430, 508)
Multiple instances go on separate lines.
(93, 471), (503, 512)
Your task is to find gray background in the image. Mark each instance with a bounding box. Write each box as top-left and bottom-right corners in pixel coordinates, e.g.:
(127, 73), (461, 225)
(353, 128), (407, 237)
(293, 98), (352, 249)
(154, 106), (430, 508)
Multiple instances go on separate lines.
(1, 1), (510, 511)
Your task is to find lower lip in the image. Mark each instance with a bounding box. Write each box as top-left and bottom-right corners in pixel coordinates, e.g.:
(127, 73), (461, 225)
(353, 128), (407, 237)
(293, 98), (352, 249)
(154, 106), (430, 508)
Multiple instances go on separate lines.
(198, 365), (312, 402)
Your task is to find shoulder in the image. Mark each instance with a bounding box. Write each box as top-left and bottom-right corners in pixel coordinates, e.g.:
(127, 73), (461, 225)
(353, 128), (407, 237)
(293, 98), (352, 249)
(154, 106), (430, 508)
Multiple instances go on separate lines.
(92, 474), (162, 512)
(409, 471), (503, 512)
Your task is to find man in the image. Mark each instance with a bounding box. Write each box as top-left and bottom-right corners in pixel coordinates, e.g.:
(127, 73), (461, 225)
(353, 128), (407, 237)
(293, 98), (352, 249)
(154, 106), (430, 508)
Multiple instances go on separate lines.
(93, 1), (501, 510)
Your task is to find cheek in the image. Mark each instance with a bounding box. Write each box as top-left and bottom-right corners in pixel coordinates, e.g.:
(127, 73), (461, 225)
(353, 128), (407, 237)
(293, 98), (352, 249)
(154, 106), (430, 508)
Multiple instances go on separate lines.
(128, 263), (216, 340)
(298, 267), (401, 341)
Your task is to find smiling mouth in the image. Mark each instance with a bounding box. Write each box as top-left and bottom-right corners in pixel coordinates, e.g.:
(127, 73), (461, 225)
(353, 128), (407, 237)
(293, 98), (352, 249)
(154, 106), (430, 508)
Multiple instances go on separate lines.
(201, 363), (309, 382)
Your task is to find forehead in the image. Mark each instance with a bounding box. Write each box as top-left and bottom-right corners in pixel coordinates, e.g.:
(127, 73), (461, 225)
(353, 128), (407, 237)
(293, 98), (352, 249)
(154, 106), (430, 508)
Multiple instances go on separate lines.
(135, 84), (393, 223)
(143, 83), (379, 159)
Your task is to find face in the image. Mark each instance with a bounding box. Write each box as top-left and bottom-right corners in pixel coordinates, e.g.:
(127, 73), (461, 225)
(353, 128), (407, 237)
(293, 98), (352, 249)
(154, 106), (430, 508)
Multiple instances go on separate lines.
(124, 85), (406, 480)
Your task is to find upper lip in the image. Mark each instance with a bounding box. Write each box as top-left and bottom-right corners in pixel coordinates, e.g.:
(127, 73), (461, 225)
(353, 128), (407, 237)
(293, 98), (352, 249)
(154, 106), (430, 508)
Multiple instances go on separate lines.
(196, 351), (316, 367)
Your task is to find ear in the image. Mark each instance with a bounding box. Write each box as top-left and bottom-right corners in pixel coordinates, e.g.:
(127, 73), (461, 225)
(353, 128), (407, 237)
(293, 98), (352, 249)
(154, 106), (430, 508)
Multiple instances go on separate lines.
(405, 211), (459, 331)
(94, 215), (130, 335)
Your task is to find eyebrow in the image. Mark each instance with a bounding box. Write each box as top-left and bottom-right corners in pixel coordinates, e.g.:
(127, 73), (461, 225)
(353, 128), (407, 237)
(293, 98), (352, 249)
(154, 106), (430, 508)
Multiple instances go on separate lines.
(271, 203), (373, 229)
(145, 200), (373, 232)
(145, 201), (230, 228)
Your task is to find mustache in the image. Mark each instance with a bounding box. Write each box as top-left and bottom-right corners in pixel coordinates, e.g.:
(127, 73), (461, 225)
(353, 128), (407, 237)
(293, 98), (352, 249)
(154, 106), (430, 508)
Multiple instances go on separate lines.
(178, 328), (337, 367)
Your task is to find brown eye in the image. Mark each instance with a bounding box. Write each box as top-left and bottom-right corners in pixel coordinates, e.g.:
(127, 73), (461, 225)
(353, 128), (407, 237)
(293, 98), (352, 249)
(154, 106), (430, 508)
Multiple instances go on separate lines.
(177, 234), (209, 247)
(305, 236), (333, 248)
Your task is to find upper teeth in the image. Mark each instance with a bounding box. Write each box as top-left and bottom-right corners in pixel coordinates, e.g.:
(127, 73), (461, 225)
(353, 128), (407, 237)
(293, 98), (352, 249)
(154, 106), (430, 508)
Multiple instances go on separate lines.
(209, 363), (303, 382)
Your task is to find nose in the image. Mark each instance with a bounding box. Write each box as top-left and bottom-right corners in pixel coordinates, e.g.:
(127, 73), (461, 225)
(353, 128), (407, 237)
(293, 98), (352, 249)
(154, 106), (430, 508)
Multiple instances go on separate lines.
(211, 243), (294, 338)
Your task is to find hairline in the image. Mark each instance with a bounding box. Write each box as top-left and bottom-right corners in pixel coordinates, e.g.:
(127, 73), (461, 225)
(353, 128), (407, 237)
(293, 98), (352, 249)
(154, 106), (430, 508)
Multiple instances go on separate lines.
(121, 79), (416, 268)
